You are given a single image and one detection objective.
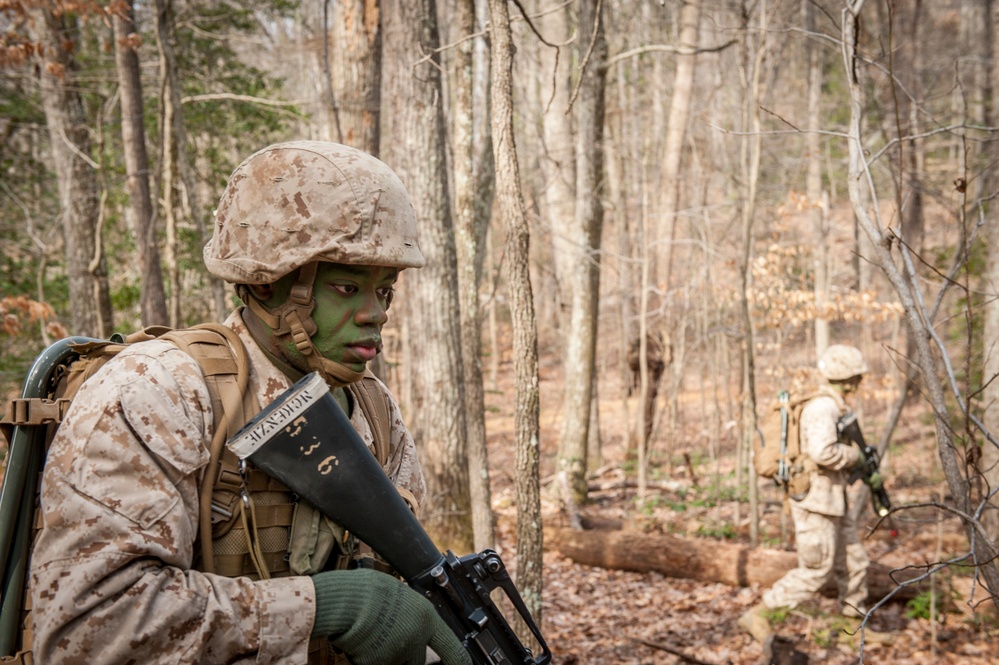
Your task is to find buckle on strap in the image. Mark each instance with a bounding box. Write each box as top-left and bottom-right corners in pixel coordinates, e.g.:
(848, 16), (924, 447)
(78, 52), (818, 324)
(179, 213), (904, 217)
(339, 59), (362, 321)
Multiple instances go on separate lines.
(2, 397), (71, 427)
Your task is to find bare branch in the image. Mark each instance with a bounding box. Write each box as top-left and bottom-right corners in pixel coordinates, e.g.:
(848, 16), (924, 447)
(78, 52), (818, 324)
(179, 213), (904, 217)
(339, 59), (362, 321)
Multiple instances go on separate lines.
(180, 93), (309, 117)
(604, 39), (737, 69)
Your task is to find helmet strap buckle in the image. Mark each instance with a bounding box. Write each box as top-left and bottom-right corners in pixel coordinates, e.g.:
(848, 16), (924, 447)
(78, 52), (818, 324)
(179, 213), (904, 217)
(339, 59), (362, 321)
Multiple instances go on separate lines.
(289, 262), (318, 307)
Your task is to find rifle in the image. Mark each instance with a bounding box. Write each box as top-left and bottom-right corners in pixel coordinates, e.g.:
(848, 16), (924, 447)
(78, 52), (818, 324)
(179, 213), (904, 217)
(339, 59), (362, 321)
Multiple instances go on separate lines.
(837, 412), (891, 517)
(227, 372), (551, 665)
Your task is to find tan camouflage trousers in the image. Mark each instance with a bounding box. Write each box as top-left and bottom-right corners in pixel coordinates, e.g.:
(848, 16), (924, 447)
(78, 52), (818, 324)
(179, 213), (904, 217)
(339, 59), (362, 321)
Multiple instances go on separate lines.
(762, 500), (869, 613)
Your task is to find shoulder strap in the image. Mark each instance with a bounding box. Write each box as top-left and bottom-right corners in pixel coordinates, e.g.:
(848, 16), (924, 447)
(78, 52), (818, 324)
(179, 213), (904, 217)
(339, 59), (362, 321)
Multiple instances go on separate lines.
(816, 385), (848, 411)
(161, 323), (258, 574)
(347, 370), (392, 466)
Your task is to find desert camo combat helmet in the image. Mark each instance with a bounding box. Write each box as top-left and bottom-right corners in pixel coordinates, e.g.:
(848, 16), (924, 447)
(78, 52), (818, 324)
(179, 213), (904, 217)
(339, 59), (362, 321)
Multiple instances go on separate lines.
(818, 344), (869, 381)
(204, 140), (424, 282)
(203, 141), (423, 386)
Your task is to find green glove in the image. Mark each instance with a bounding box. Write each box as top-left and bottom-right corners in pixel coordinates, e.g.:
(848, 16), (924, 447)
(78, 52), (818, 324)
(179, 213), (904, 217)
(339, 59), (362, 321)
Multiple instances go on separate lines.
(866, 471), (884, 492)
(853, 448), (867, 470)
(311, 569), (472, 665)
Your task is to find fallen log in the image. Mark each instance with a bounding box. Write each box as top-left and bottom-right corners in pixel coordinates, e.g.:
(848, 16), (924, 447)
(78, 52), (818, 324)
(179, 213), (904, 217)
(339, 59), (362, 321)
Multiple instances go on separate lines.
(550, 527), (922, 602)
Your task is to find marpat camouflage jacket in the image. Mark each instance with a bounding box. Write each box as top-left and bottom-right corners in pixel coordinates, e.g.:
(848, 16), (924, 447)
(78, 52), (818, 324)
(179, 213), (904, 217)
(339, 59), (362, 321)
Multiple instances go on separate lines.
(29, 310), (426, 664)
(793, 385), (861, 517)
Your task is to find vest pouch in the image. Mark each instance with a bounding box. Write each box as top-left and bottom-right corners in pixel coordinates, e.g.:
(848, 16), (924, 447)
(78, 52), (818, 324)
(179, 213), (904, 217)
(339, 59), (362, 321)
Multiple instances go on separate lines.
(787, 455), (817, 500)
(288, 500), (341, 575)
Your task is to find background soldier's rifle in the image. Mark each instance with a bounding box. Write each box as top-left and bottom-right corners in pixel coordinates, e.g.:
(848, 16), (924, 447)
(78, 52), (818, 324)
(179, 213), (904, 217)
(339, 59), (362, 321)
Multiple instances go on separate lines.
(227, 372), (551, 665)
(838, 412), (891, 517)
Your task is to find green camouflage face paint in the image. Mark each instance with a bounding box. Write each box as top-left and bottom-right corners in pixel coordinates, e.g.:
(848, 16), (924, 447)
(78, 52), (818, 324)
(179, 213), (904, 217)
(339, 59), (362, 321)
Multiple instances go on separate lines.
(267, 263), (397, 373)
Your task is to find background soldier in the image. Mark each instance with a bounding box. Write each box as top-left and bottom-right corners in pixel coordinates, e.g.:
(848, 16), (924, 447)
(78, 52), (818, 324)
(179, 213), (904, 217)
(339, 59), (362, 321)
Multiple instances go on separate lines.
(29, 141), (471, 665)
(739, 344), (889, 645)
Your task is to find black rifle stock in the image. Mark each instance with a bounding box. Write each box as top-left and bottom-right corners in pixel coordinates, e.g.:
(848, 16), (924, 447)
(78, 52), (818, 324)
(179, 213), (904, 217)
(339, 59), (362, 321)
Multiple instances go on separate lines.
(227, 372), (551, 665)
(838, 412), (891, 517)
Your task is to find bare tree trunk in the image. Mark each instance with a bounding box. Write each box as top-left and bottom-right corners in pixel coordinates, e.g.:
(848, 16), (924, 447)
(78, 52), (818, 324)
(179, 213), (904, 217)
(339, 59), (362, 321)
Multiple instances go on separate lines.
(488, 0), (544, 629)
(635, 0), (700, 499)
(975, 0), (999, 574)
(381, 0), (473, 553)
(153, 0), (227, 324)
(805, 0), (829, 357)
(841, 0), (999, 602)
(738, 1), (767, 546)
(112, 0), (169, 328)
(453, 0), (495, 552)
(636, 169), (652, 502)
(31, 6), (113, 338)
(557, 0), (607, 507)
(472, 0), (495, 229)
(889, 1), (926, 259)
(536, 0), (575, 323)
(162, 156), (182, 327)
(318, 0), (340, 142)
(655, 0), (701, 292)
(607, 62), (633, 392)
(154, 0), (181, 327)
(636, 6), (665, 481)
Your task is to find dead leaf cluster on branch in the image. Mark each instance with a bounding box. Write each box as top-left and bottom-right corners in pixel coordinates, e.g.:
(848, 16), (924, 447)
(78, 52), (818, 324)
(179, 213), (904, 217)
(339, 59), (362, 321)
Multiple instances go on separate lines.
(735, 241), (904, 329)
(0, 296), (65, 338)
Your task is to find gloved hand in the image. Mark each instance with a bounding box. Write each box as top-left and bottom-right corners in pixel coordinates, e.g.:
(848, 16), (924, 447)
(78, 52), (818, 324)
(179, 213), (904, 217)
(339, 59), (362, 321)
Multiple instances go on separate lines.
(866, 471), (884, 492)
(311, 569), (472, 665)
(853, 448), (867, 470)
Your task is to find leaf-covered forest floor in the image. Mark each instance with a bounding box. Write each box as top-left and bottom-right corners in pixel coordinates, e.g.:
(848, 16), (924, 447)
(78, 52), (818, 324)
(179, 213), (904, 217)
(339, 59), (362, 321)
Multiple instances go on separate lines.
(483, 350), (999, 665)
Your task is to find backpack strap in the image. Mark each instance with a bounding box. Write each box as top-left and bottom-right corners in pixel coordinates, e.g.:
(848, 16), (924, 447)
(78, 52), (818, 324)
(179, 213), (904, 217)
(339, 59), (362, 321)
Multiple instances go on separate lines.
(347, 370), (392, 466)
(160, 323), (258, 575)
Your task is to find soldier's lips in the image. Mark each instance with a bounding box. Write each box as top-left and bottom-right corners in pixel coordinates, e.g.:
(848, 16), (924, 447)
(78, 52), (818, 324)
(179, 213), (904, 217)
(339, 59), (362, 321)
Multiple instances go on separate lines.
(344, 343), (380, 363)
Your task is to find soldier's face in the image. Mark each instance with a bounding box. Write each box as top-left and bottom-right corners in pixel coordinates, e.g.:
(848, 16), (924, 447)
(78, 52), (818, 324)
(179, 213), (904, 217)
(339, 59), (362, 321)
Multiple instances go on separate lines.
(841, 375), (863, 395)
(307, 262), (398, 371)
(264, 262), (397, 373)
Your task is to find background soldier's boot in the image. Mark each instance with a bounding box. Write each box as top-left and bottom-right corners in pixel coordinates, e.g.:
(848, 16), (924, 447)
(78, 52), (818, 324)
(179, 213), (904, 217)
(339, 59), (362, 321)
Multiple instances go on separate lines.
(738, 602), (774, 642)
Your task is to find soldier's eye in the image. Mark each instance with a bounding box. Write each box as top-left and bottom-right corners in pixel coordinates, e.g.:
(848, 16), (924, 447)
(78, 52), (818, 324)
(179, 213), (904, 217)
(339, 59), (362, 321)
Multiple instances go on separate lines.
(332, 284), (358, 296)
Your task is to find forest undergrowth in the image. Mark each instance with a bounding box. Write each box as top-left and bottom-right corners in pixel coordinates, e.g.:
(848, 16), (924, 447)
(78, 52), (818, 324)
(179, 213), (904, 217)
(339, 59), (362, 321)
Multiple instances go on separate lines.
(484, 346), (999, 665)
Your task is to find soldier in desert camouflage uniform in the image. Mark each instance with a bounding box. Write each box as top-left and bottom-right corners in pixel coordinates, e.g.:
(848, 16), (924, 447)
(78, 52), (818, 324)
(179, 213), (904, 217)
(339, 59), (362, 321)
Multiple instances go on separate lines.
(739, 345), (890, 645)
(29, 142), (471, 665)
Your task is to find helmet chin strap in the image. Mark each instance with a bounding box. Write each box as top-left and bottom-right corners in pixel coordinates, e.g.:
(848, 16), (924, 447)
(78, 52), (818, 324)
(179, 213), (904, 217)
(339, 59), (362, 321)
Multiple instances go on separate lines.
(240, 262), (365, 388)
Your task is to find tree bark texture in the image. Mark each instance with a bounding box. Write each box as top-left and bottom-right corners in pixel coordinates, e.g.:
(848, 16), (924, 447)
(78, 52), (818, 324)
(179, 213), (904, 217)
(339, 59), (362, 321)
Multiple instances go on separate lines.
(488, 0), (545, 627)
(113, 0), (170, 328)
(550, 527), (922, 602)
(380, 0), (473, 553)
(31, 6), (113, 338)
(557, 0), (607, 506)
(453, 0), (495, 553)
(327, 0), (381, 151)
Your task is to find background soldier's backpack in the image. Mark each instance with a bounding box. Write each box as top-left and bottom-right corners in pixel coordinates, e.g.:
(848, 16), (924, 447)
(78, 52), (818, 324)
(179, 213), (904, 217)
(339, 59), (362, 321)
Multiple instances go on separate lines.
(753, 390), (820, 496)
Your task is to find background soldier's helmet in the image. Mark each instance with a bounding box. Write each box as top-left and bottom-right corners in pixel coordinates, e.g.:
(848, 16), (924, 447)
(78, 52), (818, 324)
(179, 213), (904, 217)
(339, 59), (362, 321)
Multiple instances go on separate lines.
(818, 344), (869, 381)
(204, 140), (424, 284)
